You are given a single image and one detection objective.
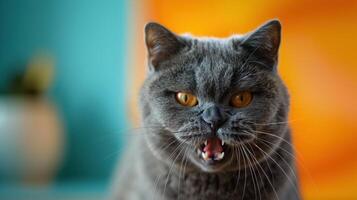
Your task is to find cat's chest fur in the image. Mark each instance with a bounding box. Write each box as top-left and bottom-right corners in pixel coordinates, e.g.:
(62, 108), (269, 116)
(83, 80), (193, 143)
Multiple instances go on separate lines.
(112, 134), (298, 200)
(151, 167), (278, 200)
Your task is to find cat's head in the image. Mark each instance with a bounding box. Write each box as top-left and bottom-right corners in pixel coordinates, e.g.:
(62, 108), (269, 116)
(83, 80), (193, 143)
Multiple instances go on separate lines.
(140, 20), (289, 173)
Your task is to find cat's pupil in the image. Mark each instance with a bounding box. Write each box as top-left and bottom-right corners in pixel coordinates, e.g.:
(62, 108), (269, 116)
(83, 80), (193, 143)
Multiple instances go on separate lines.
(183, 94), (188, 103)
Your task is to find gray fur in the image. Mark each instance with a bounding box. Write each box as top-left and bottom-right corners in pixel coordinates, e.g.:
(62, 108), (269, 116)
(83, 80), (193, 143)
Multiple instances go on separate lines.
(111, 20), (301, 200)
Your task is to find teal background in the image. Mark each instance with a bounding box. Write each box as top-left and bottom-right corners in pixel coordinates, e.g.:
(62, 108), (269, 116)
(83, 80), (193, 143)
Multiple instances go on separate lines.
(0, 0), (129, 183)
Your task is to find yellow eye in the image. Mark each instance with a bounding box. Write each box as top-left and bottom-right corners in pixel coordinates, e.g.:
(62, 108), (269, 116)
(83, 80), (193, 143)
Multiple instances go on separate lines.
(231, 91), (253, 108)
(175, 92), (198, 107)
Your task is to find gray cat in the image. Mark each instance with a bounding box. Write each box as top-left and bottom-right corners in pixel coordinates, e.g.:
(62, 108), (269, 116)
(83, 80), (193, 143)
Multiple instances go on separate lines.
(111, 19), (301, 200)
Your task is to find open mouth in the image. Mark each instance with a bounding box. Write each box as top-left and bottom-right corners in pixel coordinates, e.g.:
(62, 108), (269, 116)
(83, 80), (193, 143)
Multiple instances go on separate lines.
(200, 137), (225, 163)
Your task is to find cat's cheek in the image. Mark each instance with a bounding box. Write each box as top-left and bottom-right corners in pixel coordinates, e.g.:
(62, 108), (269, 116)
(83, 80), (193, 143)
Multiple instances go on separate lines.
(153, 111), (184, 131)
(158, 107), (198, 130)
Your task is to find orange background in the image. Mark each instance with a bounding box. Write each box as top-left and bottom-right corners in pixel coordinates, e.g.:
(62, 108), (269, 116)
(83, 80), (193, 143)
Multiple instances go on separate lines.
(129, 0), (357, 199)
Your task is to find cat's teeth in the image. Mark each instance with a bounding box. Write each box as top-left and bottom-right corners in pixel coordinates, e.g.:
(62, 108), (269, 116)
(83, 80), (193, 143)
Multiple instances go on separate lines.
(204, 140), (208, 146)
(201, 152), (209, 160)
(215, 152), (225, 161)
(221, 141), (225, 146)
(201, 151), (225, 161)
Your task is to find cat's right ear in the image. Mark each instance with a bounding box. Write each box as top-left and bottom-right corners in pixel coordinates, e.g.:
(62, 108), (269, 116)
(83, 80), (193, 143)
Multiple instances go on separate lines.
(145, 22), (185, 71)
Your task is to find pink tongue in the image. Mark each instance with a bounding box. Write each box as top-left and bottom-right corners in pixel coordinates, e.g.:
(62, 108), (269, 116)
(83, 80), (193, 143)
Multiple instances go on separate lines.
(203, 137), (223, 158)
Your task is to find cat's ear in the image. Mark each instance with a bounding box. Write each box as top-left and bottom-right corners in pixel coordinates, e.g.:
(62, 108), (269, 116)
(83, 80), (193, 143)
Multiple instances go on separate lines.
(235, 19), (281, 70)
(145, 22), (185, 71)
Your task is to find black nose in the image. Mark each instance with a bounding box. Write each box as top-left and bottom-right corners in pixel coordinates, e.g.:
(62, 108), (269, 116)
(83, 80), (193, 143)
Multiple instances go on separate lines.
(202, 105), (227, 130)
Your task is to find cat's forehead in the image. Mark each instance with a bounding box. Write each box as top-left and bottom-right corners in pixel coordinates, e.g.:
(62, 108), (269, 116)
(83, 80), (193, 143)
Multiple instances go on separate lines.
(188, 36), (241, 54)
(186, 37), (244, 75)
(152, 35), (257, 97)
(180, 39), (240, 99)
(194, 59), (236, 100)
(182, 39), (238, 68)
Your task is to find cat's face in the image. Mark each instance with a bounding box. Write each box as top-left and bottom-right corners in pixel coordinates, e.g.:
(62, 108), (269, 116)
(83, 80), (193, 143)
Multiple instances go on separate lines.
(140, 20), (289, 173)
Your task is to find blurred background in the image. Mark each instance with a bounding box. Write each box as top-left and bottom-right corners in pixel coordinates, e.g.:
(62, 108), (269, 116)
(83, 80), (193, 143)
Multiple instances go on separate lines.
(0, 0), (356, 199)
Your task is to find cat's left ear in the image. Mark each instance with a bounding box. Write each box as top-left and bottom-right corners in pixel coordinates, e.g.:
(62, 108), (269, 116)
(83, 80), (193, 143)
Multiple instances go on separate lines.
(235, 19), (281, 70)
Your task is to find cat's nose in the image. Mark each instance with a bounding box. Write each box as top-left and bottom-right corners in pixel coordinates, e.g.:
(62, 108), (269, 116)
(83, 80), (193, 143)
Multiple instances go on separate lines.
(202, 105), (228, 131)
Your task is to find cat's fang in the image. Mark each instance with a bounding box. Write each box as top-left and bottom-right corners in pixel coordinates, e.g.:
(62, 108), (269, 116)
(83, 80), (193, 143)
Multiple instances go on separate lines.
(215, 152), (225, 161)
(201, 152), (209, 160)
(221, 141), (225, 146)
(204, 140), (208, 146)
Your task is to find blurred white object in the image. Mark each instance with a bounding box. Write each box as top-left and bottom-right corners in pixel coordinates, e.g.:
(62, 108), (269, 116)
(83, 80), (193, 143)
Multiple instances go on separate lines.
(0, 97), (63, 184)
